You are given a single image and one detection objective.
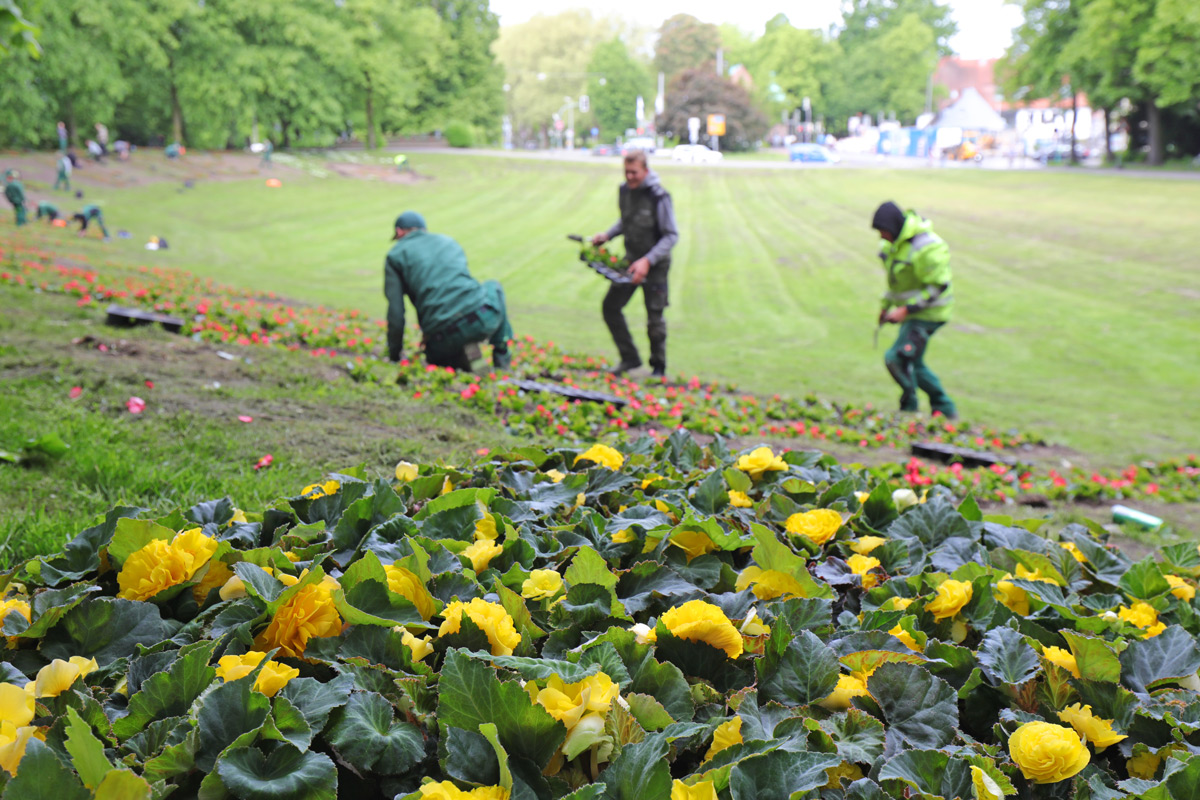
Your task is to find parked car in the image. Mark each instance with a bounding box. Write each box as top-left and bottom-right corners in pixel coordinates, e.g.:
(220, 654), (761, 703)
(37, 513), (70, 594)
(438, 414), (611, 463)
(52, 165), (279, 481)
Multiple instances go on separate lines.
(671, 144), (723, 164)
(621, 137), (657, 155)
(591, 144), (616, 156)
(788, 143), (840, 163)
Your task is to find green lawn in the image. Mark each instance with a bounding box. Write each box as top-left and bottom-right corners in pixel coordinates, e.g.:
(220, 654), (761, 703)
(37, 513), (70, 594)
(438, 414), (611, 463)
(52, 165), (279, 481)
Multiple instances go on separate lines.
(13, 150), (1200, 460)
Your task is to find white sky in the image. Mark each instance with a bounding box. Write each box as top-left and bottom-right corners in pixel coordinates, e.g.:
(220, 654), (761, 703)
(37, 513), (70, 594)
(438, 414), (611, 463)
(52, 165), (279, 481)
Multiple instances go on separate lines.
(490, 0), (1025, 59)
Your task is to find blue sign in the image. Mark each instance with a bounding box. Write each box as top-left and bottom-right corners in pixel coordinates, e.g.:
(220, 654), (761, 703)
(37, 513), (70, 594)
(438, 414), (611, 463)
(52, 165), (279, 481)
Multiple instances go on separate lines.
(591, 127), (599, 137)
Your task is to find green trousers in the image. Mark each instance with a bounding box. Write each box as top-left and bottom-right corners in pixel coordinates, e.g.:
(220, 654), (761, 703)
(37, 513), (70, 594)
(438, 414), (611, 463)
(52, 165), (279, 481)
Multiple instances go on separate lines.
(55, 170), (70, 191)
(12, 205), (27, 226)
(884, 319), (956, 417)
(424, 280), (514, 371)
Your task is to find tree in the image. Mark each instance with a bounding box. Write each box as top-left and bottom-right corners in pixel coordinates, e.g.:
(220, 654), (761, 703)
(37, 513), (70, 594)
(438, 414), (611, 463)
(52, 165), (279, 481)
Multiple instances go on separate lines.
(1135, 0), (1200, 113)
(832, 13), (938, 125)
(839, 0), (957, 56)
(587, 38), (651, 138)
(654, 14), (720, 79)
(1003, 0), (1084, 163)
(420, 1), (505, 137)
(659, 68), (767, 151)
(1, 0), (38, 59)
(743, 15), (842, 120)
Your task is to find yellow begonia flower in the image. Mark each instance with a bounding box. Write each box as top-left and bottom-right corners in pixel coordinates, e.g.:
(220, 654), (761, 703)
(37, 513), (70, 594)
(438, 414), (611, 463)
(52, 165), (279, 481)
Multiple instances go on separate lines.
(854, 491), (871, 504)
(1008, 721), (1090, 783)
(253, 576), (343, 658)
(740, 609), (770, 637)
(215, 651), (267, 682)
(850, 536), (887, 555)
(1042, 646), (1081, 678)
(229, 509), (248, 525)
(419, 780), (509, 800)
(925, 579), (973, 621)
(383, 564), (435, 620)
(117, 527), (219, 602)
(574, 444), (625, 471)
(668, 530), (718, 561)
(1127, 750), (1163, 780)
(659, 600), (743, 659)
(546, 469), (566, 483)
(441, 476), (455, 496)
(818, 674), (869, 711)
(611, 529), (636, 544)
(671, 779), (718, 800)
(825, 763), (865, 788)
(736, 447), (787, 481)
(401, 630), (434, 662)
(1164, 574), (1196, 602)
(970, 765), (1005, 800)
(438, 599), (521, 657)
(192, 560), (234, 606)
(886, 596), (914, 611)
(641, 474), (662, 490)
(0, 683), (34, 727)
(1058, 703), (1127, 752)
(890, 625), (924, 652)
(703, 717), (743, 762)
(995, 574), (1030, 616)
(32, 656), (99, 699)
(1060, 541), (1087, 563)
(522, 569), (564, 601)
(395, 461), (418, 482)
(0, 721), (43, 776)
(735, 567), (809, 601)
(728, 490), (753, 508)
(462, 539), (503, 573)
(527, 672), (620, 735)
(1118, 601), (1161, 632)
(892, 488), (919, 510)
(219, 574), (247, 601)
(301, 480), (340, 499)
(474, 515), (498, 541)
(215, 651), (298, 697)
(631, 623), (656, 645)
(786, 509), (842, 545)
(0, 598), (31, 647)
(1015, 563), (1058, 585)
(847, 554), (882, 589)
(254, 661), (300, 697)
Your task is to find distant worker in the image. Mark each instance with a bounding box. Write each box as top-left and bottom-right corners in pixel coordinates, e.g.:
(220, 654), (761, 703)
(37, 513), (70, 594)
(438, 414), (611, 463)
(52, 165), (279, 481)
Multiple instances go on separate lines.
(4, 170), (27, 226)
(590, 149), (678, 377)
(165, 142), (182, 160)
(55, 152), (72, 191)
(114, 140), (131, 161)
(261, 138), (273, 167)
(394, 153), (410, 172)
(73, 204), (110, 241)
(36, 201), (60, 223)
(871, 201), (957, 418)
(95, 123), (109, 156)
(86, 139), (104, 163)
(57, 121), (68, 151)
(384, 211), (512, 371)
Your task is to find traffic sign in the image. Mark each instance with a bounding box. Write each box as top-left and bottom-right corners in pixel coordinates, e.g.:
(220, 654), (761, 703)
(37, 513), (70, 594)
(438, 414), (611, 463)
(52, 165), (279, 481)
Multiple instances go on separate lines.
(707, 114), (726, 136)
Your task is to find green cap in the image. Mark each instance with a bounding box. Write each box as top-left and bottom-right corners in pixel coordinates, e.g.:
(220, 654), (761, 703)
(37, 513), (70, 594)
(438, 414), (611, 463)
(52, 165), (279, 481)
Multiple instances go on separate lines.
(392, 210), (426, 239)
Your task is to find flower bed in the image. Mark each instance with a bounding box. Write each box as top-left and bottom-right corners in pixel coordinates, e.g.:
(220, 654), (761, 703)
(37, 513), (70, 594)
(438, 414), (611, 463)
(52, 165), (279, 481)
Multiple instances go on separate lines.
(2, 436), (1199, 798)
(3, 240), (1199, 507)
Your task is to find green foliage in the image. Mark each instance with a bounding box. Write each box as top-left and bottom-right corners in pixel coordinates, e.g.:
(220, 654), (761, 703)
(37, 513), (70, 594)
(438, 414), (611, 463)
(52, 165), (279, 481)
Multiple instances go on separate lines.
(654, 13), (720, 79)
(587, 39), (651, 138)
(445, 121), (476, 148)
(660, 69), (767, 151)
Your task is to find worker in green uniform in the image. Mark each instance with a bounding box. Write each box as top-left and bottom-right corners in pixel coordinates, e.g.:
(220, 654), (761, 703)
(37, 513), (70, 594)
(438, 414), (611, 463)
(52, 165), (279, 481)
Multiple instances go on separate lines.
(36, 201), (60, 223)
(72, 204), (110, 241)
(590, 149), (679, 377)
(261, 139), (273, 167)
(4, 170), (27, 226)
(54, 153), (72, 191)
(384, 211), (513, 371)
(394, 153), (410, 173)
(872, 201), (957, 418)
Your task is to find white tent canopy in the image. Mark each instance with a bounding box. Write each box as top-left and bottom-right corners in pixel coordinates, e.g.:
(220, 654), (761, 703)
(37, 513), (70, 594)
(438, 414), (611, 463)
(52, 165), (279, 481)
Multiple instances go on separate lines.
(934, 87), (1007, 131)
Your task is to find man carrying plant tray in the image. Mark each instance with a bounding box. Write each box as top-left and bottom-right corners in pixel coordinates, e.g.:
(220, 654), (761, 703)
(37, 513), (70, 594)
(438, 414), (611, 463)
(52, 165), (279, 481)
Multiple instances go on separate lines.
(871, 201), (957, 418)
(384, 210), (513, 371)
(590, 149), (679, 378)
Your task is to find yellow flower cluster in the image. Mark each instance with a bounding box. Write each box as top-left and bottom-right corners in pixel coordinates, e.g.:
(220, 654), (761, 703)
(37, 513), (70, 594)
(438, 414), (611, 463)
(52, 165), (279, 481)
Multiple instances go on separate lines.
(785, 509), (842, 545)
(527, 671), (619, 738)
(735, 567), (808, 601)
(668, 530), (718, 561)
(117, 527), (220, 602)
(574, 444), (625, 471)
(925, 579), (973, 622)
(395, 461), (419, 482)
(659, 600), (743, 659)
(253, 572), (343, 658)
(461, 539), (503, 573)
(1117, 601), (1166, 637)
(215, 651), (299, 697)
(419, 781), (509, 800)
(736, 447), (787, 480)
(671, 780), (718, 800)
(728, 490), (753, 508)
(1042, 646), (1081, 678)
(846, 554), (882, 589)
(1164, 574), (1196, 602)
(521, 569), (563, 601)
(703, 717), (743, 762)
(382, 564), (436, 620)
(438, 598), (521, 657)
(850, 536), (887, 555)
(0, 657), (101, 775)
(300, 479), (341, 499)
(818, 674), (870, 711)
(1058, 703), (1126, 751)
(1008, 721), (1090, 783)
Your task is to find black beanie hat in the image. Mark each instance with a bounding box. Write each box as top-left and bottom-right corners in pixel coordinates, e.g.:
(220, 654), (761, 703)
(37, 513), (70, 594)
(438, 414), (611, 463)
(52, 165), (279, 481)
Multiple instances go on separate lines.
(871, 201), (905, 237)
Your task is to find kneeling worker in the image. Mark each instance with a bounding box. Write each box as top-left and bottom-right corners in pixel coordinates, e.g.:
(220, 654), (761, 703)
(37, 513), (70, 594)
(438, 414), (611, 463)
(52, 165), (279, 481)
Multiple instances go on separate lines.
(871, 201), (957, 418)
(73, 204), (110, 241)
(36, 201), (60, 223)
(385, 211), (512, 371)
(591, 149), (678, 377)
(4, 170), (26, 226)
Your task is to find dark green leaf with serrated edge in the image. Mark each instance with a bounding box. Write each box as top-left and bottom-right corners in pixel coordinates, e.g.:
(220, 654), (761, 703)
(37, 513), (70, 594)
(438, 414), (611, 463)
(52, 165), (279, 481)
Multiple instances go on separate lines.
(878, 749), (949, 794)
(1120, 626), (1200, 693)
(11, 584), (97, 639)
(458, 650), (601, 682)
(564, 546), (619, 589)
(63, 707), (110, 789)
(977, 626), (1040, 686)
(1062, 631), (1122, 683)
(41, 597), (175, 666)
(437, 649), (566, 769)
(140, 724), (199, 783)
(597, 731), (672, 800)
(106, 517), (175, 568)
(818, 708), (886, 764)
(194, 674), (272, 771)
(728, 749), (842, 800)
(276, 674), (353, 735)
(868, 662), (958, 750)
(216, 745), (336, 800)
(887, 498), (971, 551)
(233, 562), (286, 603)
(260, 695), (313, 749)
(845, 778), (887, 800)
(575, 641), (632, 687)
(626, 694), (674, 730)
(439, 725), (500, 786)
(1119, 557), (1172, 600)
(326, 691), (425, 775)
(1165, 755), (1200, 800)
(0, 739), (89, 800)
(334, 579), (427, 627)
(113, 639), (219, 738)
(756, 620), (839, 707)
(655, 628), (752, 693)
(305, 626), (427, 673)
(92, 769), (151, 800)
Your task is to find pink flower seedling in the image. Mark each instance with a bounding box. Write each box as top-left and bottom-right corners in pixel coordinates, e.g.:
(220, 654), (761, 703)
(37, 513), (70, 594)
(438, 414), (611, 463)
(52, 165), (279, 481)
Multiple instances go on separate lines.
(126, 396), (146, 414)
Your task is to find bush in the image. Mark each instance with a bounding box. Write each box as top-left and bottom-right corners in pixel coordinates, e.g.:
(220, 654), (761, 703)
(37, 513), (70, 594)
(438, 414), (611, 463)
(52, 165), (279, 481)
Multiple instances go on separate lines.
(444, 121), (475, 148)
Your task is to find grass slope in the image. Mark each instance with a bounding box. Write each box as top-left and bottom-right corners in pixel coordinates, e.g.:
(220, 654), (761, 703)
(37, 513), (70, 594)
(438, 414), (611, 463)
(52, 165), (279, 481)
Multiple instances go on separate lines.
(7, 151), (1199, 460)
